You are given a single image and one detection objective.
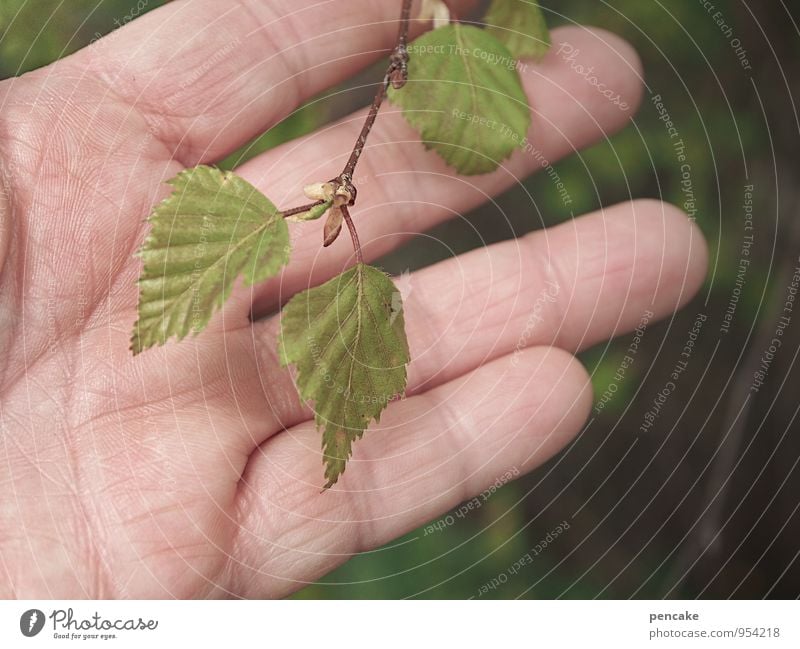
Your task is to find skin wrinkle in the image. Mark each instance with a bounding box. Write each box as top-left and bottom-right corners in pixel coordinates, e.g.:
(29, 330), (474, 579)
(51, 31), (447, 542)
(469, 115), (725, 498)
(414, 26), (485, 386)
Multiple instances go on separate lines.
(531, 230), (570, 348)
(0, 161), (11, 282)
(167, 4), (302, 165)
(403, 270), (455, 391)
(231, 348), (593, 598)
(37, 396), (107, 598)
(415, 252), (519, 371)
(211, 0), (313, 157)
(81, 352), (234, 596)
(245, 0), (311, 113)
(74, 31), (226, 166)
(65, 459), (114, 598)
(248, 320), (310, 420)
(6, 434), (86, 596)
(0, 79), (169, 385)
(231, 467), (319, 592)
(71, 330), (271, 443)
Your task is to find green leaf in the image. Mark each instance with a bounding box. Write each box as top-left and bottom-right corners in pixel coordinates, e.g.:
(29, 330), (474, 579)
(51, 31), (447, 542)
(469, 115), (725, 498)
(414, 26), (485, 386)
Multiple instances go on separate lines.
(132, 165), (289, 354)
(279, 264), (410, 488)
(389, 24), (531, 175)
(485, 0), (551, 61)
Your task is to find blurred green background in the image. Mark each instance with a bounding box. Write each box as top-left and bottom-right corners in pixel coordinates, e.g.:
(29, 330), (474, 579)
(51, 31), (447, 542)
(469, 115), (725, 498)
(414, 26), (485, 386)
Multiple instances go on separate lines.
(3, 0), (798, 598)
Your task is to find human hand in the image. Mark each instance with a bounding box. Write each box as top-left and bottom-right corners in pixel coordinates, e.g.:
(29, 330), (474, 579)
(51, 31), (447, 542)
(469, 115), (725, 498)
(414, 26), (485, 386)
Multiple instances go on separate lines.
(0, 0), (706, 598)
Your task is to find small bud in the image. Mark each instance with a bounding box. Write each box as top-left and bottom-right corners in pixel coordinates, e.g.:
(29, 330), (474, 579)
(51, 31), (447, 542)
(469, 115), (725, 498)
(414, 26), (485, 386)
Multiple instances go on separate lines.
(389, 43), (410, 90)
(333, 183), (354, 207)
(303, 182), (335, 202)
(389, 68), (407, 90)
(323, 207), (344, 247)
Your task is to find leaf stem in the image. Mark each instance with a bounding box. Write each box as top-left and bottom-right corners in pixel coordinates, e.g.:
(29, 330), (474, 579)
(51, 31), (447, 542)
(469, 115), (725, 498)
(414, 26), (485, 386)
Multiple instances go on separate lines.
(340, 205), (363, 265)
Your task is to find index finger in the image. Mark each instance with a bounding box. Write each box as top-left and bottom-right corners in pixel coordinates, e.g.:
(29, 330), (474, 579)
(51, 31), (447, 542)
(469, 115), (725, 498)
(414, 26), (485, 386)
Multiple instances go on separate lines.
(68, 0), (475, 164)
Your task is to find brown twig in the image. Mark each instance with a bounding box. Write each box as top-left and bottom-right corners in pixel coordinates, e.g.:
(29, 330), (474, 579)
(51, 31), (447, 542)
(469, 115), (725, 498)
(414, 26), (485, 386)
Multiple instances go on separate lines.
(279, 0), (413, 262)
(341, 0), (412, 179)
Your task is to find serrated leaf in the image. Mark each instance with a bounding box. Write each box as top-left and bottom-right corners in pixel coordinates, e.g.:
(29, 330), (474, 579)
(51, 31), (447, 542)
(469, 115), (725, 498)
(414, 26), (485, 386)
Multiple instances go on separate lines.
(279, 264), (410, 488)
(132, 165), (289, 354)
(485, 0), (551, 61)
(389, 24), (531, 175)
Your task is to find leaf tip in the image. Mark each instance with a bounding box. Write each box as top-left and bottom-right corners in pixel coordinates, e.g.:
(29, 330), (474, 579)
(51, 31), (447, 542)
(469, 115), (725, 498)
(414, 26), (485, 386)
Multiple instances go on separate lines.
(129, 332), (144, 356)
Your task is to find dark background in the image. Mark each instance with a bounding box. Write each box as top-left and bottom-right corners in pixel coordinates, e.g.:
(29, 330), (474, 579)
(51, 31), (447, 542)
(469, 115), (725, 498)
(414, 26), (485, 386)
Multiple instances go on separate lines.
(3, 0), (798, 598)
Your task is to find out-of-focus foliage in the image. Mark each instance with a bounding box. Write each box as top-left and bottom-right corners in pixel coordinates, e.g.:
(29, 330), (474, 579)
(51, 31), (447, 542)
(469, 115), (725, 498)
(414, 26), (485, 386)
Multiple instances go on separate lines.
(0, 0), (168, 78)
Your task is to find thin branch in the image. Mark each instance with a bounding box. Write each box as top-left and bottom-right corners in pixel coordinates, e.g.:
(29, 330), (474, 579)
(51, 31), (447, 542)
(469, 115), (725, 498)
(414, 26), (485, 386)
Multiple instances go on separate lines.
(341, 0), (413, 179)
(277, 0), (413, 260)
(398, 0), (413, 43)
(341, 81), (390, 181)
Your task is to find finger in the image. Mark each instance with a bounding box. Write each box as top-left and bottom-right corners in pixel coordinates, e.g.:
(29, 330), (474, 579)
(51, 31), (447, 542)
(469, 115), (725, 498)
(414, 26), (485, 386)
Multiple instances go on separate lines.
(401, 199), (708, 391)
(227, 345), (592, 597)
(234, 25), (644, 315)
(214, 198), (705, 453)
(70, 0), (475, 164)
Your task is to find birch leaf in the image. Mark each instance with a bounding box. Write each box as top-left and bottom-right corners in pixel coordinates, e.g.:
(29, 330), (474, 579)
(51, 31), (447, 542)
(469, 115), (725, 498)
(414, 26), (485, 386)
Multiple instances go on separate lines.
(132, 165), (289, 354)
(389, 24), (530, 175)
(279, 264), (410, 488)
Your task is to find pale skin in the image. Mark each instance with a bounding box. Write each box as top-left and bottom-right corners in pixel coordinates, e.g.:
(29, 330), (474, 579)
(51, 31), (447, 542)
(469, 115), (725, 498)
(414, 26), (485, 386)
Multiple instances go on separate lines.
(0, 0), (707, 598)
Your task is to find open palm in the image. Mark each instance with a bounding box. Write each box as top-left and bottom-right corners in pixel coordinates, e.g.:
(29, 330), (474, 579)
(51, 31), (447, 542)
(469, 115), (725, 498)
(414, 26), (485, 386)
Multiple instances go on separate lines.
(0, 0), (706, 598)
